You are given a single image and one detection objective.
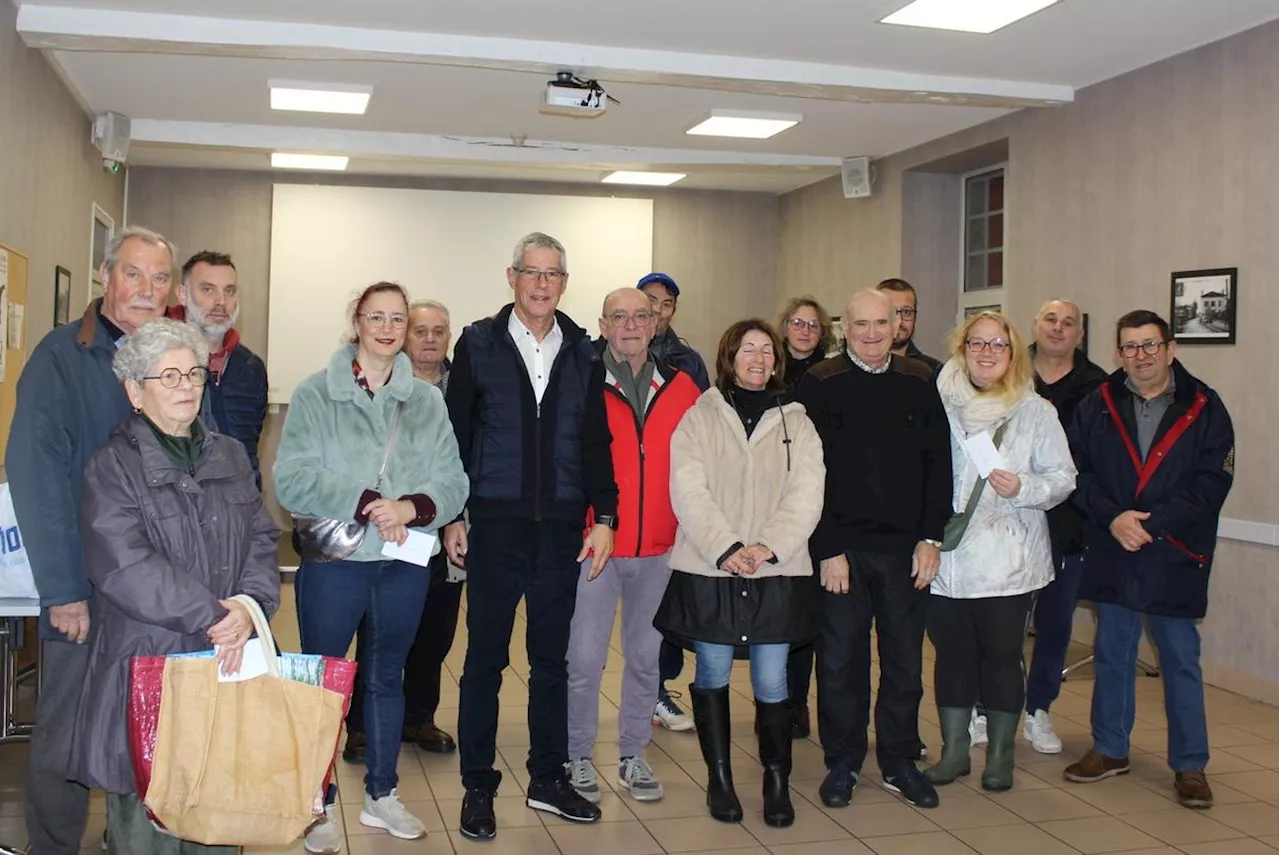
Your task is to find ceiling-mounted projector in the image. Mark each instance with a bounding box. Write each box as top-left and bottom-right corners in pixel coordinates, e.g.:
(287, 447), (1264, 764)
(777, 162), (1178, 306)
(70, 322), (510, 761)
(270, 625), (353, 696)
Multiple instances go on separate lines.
(541, 72), (612, 118)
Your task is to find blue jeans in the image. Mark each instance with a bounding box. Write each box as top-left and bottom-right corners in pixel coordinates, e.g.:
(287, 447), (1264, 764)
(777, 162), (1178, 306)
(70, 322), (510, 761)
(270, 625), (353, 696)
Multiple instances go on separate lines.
(296, 557), (429, 799)
(1026, 552), (1085, 714)
(693, 642), (789, 703)
(1091, 601), (1209, 772)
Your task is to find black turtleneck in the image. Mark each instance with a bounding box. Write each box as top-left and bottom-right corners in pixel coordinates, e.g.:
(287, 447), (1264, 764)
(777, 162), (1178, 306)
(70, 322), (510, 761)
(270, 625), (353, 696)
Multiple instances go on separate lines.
(783, 349), (827, 390)
(727, 385), (787, 438)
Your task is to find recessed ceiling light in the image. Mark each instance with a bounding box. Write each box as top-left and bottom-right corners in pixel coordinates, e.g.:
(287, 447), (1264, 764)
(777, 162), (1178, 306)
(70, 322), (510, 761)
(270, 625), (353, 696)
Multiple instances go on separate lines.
(269, 80), (373, 114)
(270, 153), (350, 171)
(686, 110), (802, 140)
(601, 171), (686, 187)
(879, 0), (1059, 34)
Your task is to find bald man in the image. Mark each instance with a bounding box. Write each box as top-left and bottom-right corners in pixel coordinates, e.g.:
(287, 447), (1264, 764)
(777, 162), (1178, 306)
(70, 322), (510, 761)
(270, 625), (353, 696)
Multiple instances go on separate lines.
(795, 289), (952, 810)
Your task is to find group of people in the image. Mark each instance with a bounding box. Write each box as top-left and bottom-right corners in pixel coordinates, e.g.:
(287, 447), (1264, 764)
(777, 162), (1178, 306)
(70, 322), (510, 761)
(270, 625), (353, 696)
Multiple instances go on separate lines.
(7, 224), (1234, 855)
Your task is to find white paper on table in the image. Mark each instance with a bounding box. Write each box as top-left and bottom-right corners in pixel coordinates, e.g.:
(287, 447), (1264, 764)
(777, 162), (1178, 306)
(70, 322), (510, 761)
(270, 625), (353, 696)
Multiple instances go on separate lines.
(381, 529), (439, 567)
(962, 430), (1005, 479)
(215, 639), (271, 683)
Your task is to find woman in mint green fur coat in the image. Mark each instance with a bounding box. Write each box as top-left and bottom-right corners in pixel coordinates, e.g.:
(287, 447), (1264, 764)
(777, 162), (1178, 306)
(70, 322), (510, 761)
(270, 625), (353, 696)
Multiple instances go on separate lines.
(274, 281), (469, 849)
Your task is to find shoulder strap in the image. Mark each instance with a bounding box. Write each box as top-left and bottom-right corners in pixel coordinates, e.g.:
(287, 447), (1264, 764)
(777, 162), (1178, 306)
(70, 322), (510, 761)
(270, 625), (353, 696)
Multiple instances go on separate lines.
(373, 401), (405, 490)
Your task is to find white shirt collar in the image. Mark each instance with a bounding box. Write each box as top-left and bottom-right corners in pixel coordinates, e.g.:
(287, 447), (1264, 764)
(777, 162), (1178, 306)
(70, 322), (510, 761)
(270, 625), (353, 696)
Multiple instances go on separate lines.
(847, 349), (891, 375)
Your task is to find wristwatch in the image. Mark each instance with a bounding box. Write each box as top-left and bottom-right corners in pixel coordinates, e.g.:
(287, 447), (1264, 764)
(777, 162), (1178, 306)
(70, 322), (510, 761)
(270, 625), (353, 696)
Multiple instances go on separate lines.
(923, 538), (943, 548)
(595, 514), (619, 530)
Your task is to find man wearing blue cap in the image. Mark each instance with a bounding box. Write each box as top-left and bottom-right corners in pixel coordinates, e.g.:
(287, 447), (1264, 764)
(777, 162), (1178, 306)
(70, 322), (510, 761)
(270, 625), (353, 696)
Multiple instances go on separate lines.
(637, 272), (710, 732)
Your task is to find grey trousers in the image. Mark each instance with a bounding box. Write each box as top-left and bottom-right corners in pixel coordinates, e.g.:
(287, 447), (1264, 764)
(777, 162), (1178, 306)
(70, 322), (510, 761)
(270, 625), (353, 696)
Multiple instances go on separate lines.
(566, 554), (672, 760)
(106, 792), (238, 854)
(25, 639), (90, 855)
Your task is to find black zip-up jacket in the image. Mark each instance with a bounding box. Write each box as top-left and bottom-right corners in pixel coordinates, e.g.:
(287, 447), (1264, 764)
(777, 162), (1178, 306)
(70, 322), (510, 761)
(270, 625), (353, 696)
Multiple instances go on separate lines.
(446, 304), (618, 524)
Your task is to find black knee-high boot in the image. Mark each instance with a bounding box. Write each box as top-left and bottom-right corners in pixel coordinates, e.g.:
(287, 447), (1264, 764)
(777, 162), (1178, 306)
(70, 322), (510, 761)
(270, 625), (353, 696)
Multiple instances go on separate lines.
(690, 685), (743, 823)
(755, 700), (795, 827)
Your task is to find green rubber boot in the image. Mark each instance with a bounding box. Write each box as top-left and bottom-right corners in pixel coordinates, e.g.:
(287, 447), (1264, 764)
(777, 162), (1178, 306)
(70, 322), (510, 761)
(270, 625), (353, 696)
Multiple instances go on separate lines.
(982, 711), (1019, 791)
(923, 707), (972, 784)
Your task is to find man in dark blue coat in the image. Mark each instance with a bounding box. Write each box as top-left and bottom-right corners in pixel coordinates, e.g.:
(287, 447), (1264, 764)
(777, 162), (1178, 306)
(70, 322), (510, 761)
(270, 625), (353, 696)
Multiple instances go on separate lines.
(1063, 310), (1233, 811)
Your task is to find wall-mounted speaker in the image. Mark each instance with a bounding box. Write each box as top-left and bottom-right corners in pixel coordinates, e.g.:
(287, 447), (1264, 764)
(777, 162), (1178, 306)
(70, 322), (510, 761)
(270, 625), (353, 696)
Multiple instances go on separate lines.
(841, 156), (873, 199)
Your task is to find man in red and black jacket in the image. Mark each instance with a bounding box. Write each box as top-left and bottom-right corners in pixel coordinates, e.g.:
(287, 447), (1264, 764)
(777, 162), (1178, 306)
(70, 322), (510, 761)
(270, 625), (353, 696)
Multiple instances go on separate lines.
(564, 288), (701, 805)
(1064, 310), (1234, 811)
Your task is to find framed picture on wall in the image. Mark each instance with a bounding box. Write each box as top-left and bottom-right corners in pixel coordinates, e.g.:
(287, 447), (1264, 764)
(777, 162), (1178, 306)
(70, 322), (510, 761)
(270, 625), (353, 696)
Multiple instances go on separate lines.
(827, 318), (845, 356)
(1171, 268), (1237, 345)
(1077, 312), (1089, 356)
(54, 266), (72, 326)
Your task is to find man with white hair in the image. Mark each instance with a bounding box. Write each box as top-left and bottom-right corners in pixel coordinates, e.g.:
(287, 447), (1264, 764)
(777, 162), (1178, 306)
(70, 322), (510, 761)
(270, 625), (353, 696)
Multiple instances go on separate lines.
(8, 225), (177, 854)
(169, 250), (268, 484)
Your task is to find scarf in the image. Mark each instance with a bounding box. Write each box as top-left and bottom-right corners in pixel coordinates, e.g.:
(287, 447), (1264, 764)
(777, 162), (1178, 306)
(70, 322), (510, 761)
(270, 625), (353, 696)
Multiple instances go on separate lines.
(602, 348), (655, 420)
(142, 414), (207, 476)
(936, 357), (1028, 435)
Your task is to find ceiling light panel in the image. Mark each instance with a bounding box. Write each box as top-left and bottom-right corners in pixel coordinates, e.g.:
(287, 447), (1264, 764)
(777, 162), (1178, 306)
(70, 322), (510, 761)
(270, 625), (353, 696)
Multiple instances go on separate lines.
(601, 171), (686, 186)
(686, 110), (802, 140)
(879, 0), (1060, 34)
(270, 153), (349, 171)
(269, 80), (373, 114)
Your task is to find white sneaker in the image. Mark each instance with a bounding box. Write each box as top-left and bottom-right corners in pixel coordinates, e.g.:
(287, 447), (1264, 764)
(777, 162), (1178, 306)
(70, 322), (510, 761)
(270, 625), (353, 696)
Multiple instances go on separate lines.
(569, 758), (602, 803)
(969, 710), (988, 747)
(360, 789), (426, 840)
(304, 804), (342, 854)
(653, 689), (694, 732)
(1023, 709), (1063, 754)
(618, 756), (664, 802)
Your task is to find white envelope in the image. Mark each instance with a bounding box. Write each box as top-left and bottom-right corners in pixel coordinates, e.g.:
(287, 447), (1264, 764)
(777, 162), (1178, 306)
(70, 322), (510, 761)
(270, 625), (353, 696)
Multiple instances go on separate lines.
(962, 430), (1005, 479)
(380, 529), (440, 567)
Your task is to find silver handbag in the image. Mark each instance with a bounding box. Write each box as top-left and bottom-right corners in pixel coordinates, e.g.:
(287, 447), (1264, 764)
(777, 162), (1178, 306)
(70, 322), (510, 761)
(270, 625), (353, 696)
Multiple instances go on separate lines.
(292, 402), (405, 563)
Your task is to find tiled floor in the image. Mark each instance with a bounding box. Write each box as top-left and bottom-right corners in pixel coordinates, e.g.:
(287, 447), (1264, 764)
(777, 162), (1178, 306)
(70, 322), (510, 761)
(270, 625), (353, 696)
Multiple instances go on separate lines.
(1, 585), (1275, 854)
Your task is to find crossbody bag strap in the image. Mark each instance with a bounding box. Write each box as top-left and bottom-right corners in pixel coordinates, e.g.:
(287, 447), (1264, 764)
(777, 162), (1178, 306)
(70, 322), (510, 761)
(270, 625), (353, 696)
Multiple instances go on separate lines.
(372, 401), (406, 492)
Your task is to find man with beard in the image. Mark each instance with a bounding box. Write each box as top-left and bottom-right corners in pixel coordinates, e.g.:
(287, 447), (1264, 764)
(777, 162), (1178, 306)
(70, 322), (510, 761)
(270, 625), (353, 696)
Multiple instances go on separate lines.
(170, 251), (268, 484)
(877, 278), (942, 375)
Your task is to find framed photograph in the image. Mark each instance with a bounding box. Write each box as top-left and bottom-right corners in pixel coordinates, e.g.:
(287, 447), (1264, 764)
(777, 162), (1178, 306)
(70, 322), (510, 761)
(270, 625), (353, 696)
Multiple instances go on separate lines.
(54, 266), (72, 326)
(1171, 268), (1236, 345)
(1077, 312), (1089, 355)
(827, 317), (845, 356)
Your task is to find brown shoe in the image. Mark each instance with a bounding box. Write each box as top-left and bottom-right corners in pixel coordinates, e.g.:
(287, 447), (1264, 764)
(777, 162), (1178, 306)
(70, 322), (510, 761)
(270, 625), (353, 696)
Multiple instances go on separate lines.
(403, 721), (457, 754)
(1063, 749), (1130, 783)
(1174, 769), (1213, 809)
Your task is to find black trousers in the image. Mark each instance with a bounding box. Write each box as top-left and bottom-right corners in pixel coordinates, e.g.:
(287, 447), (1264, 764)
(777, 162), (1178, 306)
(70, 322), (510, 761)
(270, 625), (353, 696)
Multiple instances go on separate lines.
(815, 549), (927, 774)
(458, 518), (581, 791)
(928, 591), (1037, 714)
(347, 559), (465, 733)
(788, 644), (814, 707)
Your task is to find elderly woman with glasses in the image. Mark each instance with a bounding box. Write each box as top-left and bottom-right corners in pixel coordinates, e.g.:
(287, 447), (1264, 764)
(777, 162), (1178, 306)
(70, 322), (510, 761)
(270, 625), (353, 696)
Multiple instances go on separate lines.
(924, 311), (1076, 793)
(275, 281), (469, 849)
(67, 318), (281, 853)
(777, 296), (834, 390)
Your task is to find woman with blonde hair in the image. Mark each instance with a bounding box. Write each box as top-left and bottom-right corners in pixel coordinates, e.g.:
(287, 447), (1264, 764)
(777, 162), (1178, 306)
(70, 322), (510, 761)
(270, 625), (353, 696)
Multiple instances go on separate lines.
(923, 311), (1076, 792)
(777, 296), (834, 390)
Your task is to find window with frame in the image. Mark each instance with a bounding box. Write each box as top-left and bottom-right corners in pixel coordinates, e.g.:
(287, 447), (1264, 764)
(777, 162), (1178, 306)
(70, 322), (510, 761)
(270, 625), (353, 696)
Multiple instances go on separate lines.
(90, 204), (114, 303)
(957, 165), (1006, 319)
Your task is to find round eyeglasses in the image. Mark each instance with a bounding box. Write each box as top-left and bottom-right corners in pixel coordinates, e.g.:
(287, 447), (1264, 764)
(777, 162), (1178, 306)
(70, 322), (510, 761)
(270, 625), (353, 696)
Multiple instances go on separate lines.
(965, 337), (1010, 354)
(143, 366), (210, 388)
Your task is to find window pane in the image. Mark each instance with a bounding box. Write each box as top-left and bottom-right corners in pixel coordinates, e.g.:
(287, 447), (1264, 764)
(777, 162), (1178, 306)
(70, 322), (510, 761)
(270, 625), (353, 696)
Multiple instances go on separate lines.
(966, 176), (987, 216)
(989, 213), (1004, 250)
(967, 216), (987, 253)
(988, 251), (1004, 288)
(988, 173), (1004, 212)
(966, 253), (988, 292)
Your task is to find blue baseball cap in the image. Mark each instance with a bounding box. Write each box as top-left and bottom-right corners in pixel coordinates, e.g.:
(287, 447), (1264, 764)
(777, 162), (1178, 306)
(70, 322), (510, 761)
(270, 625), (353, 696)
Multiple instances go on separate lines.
(636, 272), (680, 298)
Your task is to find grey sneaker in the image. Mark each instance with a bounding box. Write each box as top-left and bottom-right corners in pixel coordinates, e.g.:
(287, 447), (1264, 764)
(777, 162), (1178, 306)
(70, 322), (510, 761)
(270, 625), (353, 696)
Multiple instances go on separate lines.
(568, 758), (602, 803)
(304, 804), (342, 853)
(360, 789), (426, 840)
(618, 756), (664, 801)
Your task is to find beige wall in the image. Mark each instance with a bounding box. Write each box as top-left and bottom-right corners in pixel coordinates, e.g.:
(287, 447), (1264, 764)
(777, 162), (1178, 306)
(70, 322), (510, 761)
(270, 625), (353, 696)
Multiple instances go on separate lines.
(0, 1), (125, 347)
(782, 22), (1279, 699)
(127, 168), (780, 520)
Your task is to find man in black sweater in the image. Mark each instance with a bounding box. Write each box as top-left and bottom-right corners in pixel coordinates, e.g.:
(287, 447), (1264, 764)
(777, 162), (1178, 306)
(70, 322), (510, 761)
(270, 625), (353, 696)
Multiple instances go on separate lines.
(796, 289), (953, 811)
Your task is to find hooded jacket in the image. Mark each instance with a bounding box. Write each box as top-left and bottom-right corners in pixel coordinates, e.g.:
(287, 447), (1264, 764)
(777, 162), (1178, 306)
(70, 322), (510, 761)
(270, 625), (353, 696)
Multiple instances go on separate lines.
(648, 326), (710, 392)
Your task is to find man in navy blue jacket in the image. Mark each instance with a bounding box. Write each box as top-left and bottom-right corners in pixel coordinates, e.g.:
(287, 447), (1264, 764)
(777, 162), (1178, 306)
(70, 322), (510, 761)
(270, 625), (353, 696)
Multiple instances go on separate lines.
(1063, 310), (1233, 811)
(7, 226), (177, 854)
(444, 232), (619, 840)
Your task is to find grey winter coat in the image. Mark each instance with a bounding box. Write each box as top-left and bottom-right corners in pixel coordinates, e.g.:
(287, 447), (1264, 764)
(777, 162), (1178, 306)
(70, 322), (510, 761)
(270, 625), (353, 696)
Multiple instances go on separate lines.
(68, 415), (281, 794)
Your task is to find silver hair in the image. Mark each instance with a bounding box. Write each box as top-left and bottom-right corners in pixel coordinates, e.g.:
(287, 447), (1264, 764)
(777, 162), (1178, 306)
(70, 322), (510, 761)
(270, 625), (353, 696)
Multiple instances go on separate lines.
(103, 225), (179, 276)
(112, 318), (210, 385)
(510, 232), (568, 273)
(409, 299), (451, 327)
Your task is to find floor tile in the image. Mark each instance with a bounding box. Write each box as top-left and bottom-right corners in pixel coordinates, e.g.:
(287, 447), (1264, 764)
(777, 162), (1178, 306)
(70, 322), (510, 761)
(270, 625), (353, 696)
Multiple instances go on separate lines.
(1176, 841), (1280, 855)
(982, 786), (1103, 822)
(913, 793), (1023, 830)
(953, 822), (1081, 855)
(1196, 801), (1280, 837)
(738, 806), (851, 845)
(769, 840), (875, 855)
(1117, 808), (1249, 845)
(548, 820), (664, 855)
(1037, 814), (1163, 853)
(863, 831), (979, 854)
(644, 815), (761, 851)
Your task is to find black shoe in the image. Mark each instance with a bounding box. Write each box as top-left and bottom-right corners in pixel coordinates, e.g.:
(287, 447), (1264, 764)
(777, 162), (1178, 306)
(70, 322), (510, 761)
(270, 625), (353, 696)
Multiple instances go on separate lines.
(790, 702), (811, 740)
(690, 685), (744, 823)
(526, 776), (602, 823)
(403, 721), (457, 754)
(882, 761), (939, 808)
(342, 731), (366, 764)
(460, 788), (497, 840)
(818, 765), (859, 808)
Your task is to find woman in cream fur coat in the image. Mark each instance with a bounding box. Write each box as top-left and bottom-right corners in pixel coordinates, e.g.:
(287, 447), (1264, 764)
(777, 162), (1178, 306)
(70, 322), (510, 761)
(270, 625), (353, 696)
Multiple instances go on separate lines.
(654, 319), (825, 830)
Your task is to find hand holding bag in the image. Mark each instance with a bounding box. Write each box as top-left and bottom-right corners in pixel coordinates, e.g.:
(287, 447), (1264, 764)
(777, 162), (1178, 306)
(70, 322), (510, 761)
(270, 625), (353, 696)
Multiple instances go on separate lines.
(292, 402), (405, 562)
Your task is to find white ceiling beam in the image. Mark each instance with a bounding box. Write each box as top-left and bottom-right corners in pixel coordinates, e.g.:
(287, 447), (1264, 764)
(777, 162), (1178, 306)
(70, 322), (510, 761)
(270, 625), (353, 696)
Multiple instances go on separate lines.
(16, 3), (1074, 108)
(129, 120), (845, 168)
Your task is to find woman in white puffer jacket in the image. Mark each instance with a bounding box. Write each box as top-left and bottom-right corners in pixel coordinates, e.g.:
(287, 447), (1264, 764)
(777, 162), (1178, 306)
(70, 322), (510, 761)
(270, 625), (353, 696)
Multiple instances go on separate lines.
(924, 311), (1076, 794)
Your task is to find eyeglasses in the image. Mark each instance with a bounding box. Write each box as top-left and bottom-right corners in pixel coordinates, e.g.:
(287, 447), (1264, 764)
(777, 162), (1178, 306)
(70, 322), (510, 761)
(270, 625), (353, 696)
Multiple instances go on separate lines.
(514, 267), (567, 285)
(896, 307), (918, 319)
(143, 366), (210, 388)
(359, 312), (408, 328)
(1119, 339), (1167, 358)
(965, 337), (1010, 354)
(606, 311), (655, 327)
(786, 318), (822, 332)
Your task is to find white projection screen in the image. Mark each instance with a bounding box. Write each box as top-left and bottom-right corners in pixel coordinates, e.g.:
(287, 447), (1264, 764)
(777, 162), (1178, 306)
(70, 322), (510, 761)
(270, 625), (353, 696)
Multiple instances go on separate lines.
(266, 184), (655, 404)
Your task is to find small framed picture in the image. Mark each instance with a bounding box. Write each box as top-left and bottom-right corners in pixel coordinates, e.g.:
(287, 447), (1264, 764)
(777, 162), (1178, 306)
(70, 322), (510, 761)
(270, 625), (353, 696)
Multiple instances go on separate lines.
(1170, 268), (1236, 345)
(1077, 313), (1089, 355)
(827, 317), (845, 356)
(54, 266), (72, 326)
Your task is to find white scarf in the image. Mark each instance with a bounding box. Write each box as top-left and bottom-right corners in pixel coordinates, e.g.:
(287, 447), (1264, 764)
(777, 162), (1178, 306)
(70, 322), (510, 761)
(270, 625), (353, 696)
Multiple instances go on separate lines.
(936, 356), (1028, 435)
